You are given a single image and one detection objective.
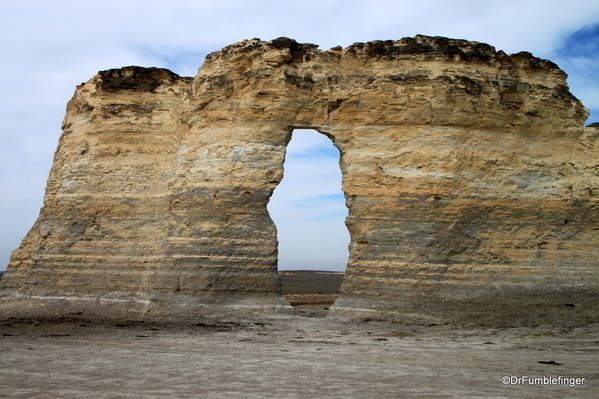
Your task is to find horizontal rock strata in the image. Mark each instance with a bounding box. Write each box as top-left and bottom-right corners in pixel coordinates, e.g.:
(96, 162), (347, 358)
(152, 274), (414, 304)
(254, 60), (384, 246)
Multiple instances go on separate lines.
(1, 35), (598, 322)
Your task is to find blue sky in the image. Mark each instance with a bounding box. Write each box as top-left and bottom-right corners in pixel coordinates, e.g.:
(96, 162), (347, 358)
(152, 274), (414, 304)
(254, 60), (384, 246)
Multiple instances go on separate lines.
(1, 0), (598, 271)
(553, 22), (599, 123)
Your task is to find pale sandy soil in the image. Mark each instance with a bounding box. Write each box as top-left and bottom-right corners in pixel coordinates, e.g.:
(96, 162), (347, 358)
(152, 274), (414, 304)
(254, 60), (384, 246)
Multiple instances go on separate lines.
(0, 308), (597, 399)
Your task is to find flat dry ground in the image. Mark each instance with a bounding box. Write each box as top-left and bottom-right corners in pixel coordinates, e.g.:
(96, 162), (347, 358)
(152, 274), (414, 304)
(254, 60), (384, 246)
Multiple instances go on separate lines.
(1, 313), (597, 398)
(0, 273), (597, 398)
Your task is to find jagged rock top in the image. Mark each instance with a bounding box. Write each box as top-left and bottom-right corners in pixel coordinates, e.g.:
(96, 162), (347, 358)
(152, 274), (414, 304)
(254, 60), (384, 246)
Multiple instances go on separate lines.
(97, 66), (192, 92)
(84, 35), (587, 129)
(205, 35), (563, 71)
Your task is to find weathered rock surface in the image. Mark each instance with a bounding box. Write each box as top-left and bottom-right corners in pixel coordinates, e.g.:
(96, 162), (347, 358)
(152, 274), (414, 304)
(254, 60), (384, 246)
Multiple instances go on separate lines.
(1, 36), (598, 322)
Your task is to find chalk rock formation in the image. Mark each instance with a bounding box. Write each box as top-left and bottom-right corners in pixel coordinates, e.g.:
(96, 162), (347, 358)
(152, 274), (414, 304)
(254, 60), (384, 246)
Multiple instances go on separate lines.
(1, 36), (598, 321)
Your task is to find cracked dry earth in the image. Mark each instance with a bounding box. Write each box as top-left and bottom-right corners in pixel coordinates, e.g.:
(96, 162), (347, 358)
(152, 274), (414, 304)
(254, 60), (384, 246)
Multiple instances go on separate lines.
(0, 309), (597, 399)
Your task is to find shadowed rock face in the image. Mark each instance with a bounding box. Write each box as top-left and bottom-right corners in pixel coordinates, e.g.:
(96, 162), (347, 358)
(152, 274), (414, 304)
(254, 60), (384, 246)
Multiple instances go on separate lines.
(1, 35), (598, 322)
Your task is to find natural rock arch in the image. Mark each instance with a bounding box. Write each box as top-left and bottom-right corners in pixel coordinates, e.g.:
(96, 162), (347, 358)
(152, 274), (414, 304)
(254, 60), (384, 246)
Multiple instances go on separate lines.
(1, 36), (598, 322)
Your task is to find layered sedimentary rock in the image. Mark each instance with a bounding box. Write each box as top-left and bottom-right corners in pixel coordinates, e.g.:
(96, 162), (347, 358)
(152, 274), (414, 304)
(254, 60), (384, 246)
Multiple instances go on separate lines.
(1, 36), (598, 321)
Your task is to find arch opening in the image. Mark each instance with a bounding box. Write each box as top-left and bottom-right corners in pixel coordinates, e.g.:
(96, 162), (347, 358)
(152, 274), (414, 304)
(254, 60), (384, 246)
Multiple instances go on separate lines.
(267, 129), (349, 316)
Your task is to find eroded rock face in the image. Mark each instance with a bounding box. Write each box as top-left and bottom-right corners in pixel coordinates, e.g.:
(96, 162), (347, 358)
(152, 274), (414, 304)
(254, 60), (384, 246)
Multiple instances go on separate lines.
(1, 36), (598, 321)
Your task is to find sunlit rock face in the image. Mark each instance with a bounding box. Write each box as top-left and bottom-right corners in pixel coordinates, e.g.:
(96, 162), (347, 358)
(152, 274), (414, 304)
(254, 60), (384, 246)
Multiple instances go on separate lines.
(1, 36), (597, 321)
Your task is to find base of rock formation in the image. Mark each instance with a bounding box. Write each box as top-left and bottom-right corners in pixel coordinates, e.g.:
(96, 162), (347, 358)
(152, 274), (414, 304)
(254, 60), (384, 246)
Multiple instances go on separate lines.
(0, 293), (294, 322)
(330, 287), (599, 326)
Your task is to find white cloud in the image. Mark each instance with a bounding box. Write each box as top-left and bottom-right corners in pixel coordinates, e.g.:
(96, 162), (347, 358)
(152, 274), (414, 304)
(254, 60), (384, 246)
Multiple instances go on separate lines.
(1, 0), (599, 271)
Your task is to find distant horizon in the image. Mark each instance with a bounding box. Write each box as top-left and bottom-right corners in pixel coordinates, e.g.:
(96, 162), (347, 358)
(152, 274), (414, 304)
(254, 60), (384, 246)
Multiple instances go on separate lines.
(279, 270), (345, 274)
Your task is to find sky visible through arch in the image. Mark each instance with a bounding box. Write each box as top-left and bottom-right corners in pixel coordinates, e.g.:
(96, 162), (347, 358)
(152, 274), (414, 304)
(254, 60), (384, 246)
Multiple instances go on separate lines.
(1, 1), (599, 271)
(268, 130), (349, 271)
